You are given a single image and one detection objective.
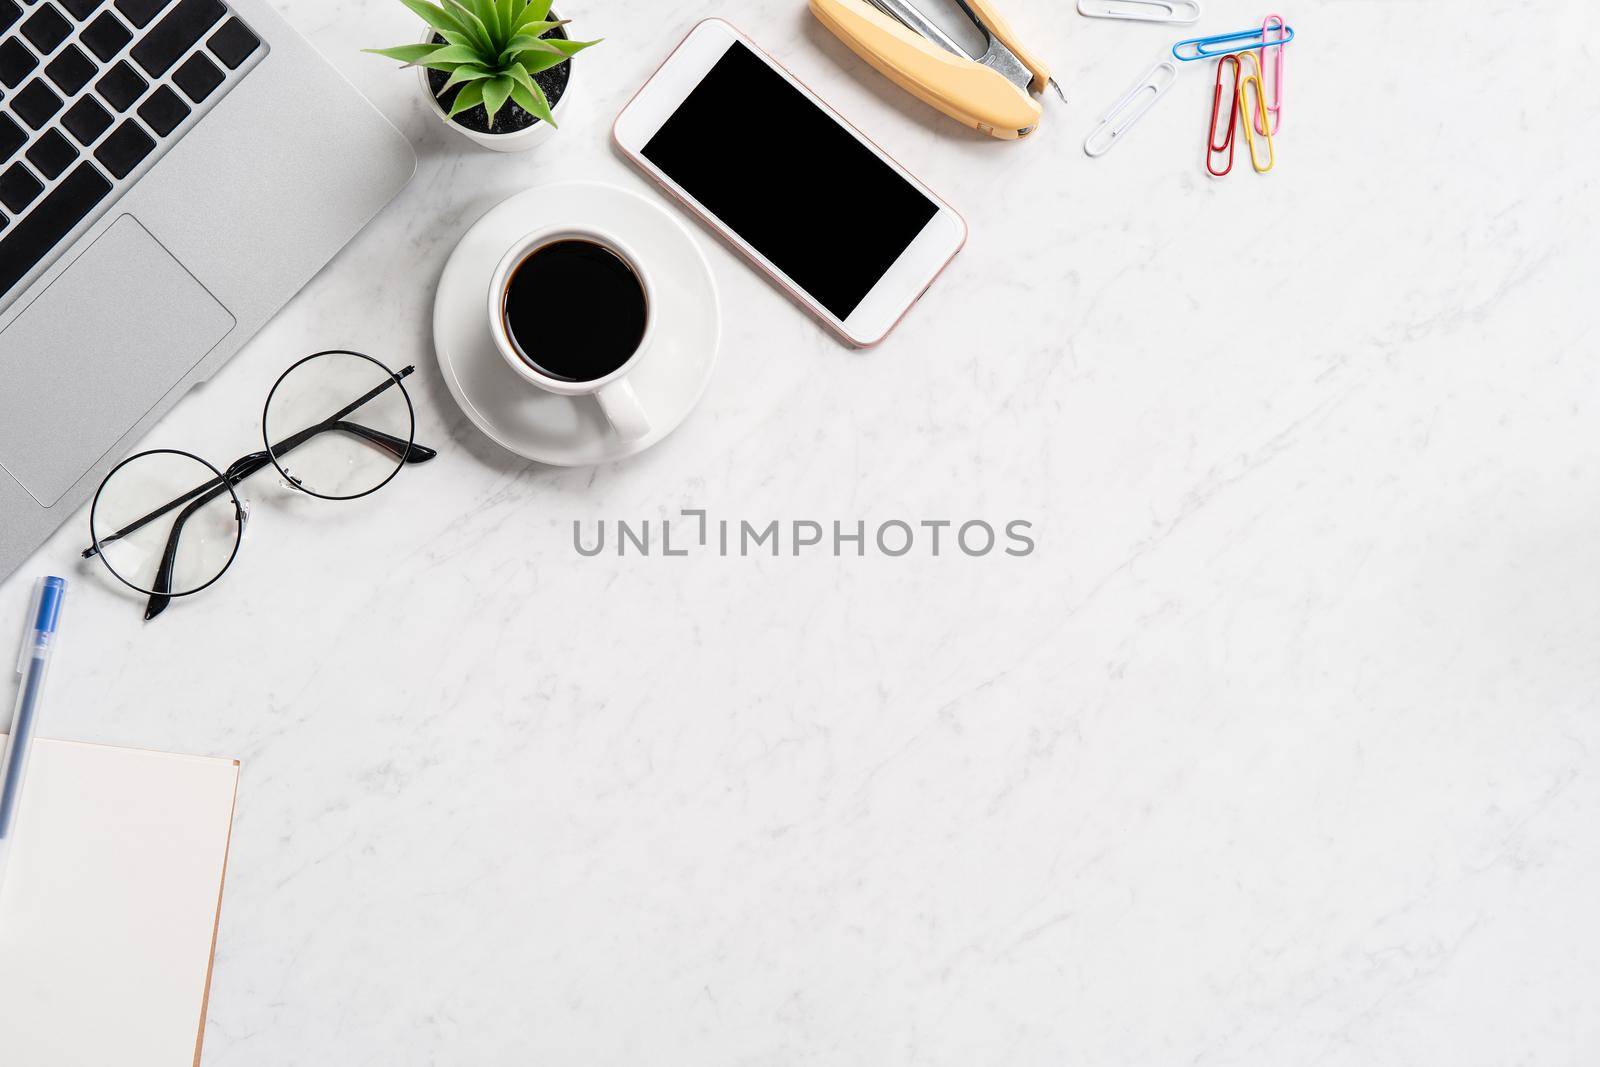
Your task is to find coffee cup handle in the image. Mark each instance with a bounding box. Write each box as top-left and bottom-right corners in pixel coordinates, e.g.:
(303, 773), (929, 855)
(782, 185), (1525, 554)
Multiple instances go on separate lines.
(595, 377), (651, 442)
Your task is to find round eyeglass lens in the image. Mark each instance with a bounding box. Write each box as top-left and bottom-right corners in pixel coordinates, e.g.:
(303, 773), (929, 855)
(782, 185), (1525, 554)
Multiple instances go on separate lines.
(90, 450), (245, 598)
(263, 351), (415, 500)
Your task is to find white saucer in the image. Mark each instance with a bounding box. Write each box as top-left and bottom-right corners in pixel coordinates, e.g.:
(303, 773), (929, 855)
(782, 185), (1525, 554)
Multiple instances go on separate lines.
(433, 181), (720, 465)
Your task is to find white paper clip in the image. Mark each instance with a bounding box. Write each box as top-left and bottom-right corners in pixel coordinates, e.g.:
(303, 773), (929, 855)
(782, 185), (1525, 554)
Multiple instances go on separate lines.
(1083, 60), (1179, 157)
(1077, 0), (1201, 24)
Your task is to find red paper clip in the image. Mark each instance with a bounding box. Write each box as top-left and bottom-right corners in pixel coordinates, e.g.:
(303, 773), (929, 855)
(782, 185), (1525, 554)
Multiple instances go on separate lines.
(1207, 54), (1240, 177)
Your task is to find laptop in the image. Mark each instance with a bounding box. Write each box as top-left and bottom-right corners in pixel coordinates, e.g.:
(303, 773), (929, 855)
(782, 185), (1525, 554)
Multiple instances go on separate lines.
(0, 0), (415, 581)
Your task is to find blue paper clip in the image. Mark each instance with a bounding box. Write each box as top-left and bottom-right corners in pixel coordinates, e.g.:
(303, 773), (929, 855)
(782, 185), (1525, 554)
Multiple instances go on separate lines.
(1172, 24), (1295, 62)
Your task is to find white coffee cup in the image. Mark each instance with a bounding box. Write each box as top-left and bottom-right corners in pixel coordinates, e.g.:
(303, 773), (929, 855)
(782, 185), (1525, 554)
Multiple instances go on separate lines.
(488, 227), (653, 442)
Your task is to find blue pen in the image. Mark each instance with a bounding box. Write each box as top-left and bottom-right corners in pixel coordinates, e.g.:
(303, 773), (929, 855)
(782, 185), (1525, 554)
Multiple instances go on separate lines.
(0, 577), (66, 886)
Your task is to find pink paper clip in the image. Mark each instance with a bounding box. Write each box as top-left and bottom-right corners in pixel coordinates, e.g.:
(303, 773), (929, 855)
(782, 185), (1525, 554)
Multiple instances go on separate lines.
(1256, 13), (1286, 135)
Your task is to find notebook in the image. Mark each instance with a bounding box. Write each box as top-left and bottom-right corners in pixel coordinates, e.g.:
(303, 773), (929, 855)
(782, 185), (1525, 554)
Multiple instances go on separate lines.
(0, 738), (239, 1067)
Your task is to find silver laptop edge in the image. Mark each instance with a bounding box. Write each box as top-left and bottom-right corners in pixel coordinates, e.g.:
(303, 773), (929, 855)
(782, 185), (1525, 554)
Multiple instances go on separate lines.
(0, 0), (415, 581)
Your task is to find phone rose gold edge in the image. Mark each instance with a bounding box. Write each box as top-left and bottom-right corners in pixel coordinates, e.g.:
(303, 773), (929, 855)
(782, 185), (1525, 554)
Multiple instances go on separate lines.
(610, 17), (967, 349)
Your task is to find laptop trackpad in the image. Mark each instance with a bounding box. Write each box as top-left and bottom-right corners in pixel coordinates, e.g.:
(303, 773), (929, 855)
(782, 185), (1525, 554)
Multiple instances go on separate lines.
(0, 216), (234, 507)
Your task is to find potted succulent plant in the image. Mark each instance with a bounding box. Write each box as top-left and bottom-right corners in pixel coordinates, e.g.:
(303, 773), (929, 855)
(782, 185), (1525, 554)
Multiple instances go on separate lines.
(367, 0), (598, 152)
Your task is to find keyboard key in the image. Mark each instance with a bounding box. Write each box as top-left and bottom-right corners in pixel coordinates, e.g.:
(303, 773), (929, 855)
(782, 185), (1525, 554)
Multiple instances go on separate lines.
(130, 0), (221, 77)
(25, 125), (74, 177)
(80, 10), (131, 59)
(135, 82), (185, 134)
(0, 38), (38, 87)
(13, 78), (62, 127)
(92, 116), (150, 176)
(0, 0), (21, 32)
(60, 0), (102, 17)
(44, 42), (93, 93)
(19, 3), (70, 52)
(0, 161), (43, 212)
(0, 161), (111, 295)
(0, 114), (23, 160)
(112, 0), (166, 27)
(206, 16), (256, 69)
(95, 59), (143, 109)
(171, 50), (220, 101)
(61, 93), (111, 142)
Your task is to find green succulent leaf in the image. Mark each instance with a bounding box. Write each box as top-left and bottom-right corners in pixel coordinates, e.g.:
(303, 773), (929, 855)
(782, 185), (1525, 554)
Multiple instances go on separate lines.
(482, 74), (515, 124)
(460, 0), (487, 39)
(362, 43), (441, 64)
(518, 0), (555, 27)
(477, 0), (505, 40)
(509, 19), (566, 41)
(442, 63), (495, 89)
(502, 31), (562, 58)
(502, 60), (535, 94)
(505, 42), (561, 65)
(442, 0), (493, 51)
(530, 36), (596, 58)
(496, 0), (518, 40)
(395, 0), (466, 35)
(447, 78), (486, 117)
(512, 48), (569, 75)
(418, 42), (483, 65)
(508, 80), (537, 115)
(510, 80), (556, 127)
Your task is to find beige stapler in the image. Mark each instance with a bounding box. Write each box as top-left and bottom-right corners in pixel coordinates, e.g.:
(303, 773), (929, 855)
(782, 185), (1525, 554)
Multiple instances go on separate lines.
(810, 0), (1063, 140)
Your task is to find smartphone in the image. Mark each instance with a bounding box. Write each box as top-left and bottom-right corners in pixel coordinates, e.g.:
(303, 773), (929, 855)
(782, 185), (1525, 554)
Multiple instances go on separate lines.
(613, 19), (967, 348)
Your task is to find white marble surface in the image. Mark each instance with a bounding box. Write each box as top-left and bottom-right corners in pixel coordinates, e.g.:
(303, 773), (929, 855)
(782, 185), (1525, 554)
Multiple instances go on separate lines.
(3, 0), (1598, 1062)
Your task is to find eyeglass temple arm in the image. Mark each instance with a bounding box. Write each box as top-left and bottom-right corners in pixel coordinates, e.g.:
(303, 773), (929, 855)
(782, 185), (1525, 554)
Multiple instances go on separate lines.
(82, 454), (268, 560)
(137, 419), (435, 617)
(327, 422), (437, 464)
(84, 423), (327, 563)
(232, 366), (433, 487)
(142, 453), (273, 621)
(139, 422), (436, 620)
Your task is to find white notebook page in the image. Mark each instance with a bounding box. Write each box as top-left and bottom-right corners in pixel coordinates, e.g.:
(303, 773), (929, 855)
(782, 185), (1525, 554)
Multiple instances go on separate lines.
(0, 738), (238, 1067)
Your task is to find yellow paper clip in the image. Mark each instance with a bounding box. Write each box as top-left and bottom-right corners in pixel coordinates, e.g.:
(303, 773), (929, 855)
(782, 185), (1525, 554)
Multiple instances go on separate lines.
(1235, 51), (1274, 173)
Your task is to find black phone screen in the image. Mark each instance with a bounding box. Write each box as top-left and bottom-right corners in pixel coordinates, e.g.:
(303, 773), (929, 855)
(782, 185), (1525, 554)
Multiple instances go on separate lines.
(642, 41), (940, 320)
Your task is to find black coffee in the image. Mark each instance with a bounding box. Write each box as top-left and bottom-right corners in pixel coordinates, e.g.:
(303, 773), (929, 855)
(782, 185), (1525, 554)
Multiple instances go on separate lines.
(503, 239), (648, 383)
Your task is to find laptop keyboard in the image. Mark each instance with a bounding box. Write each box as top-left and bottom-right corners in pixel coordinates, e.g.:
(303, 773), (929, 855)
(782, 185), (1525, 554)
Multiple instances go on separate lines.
(0, 0), (264, 301)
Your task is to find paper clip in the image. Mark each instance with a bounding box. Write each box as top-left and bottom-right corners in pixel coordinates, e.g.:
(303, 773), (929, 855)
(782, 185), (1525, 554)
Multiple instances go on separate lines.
(1172, 23), (1294, 62)
(1256, 13), (1286, 134)
(1235, 51), (1274, 172)
(1205, 54), (1240, 177)
(1077, 0), (1201, 24)
(1083, 60), (1179, 157)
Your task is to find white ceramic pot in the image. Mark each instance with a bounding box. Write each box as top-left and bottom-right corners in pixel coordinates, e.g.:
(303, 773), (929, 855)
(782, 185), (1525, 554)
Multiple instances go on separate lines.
(416, 23), (572, 153)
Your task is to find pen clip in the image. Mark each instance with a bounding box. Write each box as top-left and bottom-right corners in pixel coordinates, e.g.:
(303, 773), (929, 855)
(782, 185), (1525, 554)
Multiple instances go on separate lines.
(16, 577), (64, 672)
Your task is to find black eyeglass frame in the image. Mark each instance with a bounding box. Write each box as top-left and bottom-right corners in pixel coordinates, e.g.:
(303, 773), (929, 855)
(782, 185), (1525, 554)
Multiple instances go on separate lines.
(263, 350), (420, 502)
(82, 351), (436, 619)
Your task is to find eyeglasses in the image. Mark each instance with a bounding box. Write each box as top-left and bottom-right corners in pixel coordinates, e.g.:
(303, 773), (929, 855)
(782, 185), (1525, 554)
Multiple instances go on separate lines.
(82, 350), (437, 620)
